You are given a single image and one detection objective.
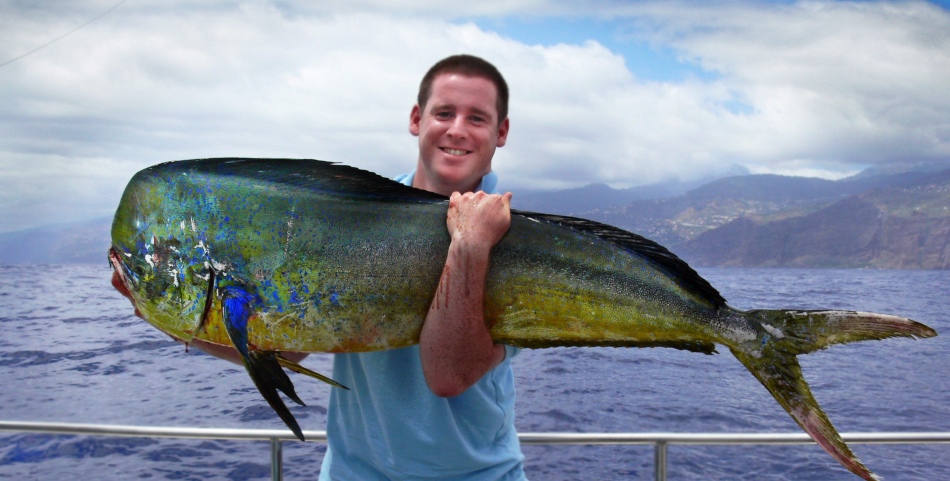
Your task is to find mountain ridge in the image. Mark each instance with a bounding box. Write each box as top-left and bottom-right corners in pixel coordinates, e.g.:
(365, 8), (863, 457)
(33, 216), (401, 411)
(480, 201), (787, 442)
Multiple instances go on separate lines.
(2, 166), (948, 268)
(675, 169), (950, 269)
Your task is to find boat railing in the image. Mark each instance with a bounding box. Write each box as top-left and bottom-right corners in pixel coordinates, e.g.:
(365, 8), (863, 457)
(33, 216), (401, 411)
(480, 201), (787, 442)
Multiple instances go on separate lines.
(2, 421), (948, 481)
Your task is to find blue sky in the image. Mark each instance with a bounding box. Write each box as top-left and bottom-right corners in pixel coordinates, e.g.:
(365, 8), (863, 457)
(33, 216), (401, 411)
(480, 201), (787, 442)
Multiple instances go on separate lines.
(1, 0), (949, 232)
(473, 0), (950, 82)
(473, 15), (718, 82)
(501, 0), (949, 79)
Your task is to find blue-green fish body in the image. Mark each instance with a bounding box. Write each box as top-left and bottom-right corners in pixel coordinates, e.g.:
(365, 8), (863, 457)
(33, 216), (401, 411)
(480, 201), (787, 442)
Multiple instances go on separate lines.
(109, 158), (936, 481)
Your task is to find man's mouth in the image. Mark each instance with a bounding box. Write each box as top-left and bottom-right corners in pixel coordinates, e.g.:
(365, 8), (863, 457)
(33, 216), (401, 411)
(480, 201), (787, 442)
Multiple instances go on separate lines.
(441, 147), (470, 156)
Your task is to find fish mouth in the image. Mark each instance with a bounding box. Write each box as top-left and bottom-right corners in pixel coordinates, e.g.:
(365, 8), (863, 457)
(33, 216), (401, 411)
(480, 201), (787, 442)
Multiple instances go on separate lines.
(108, 247), (125, 274)
(109, 247), (143, 319)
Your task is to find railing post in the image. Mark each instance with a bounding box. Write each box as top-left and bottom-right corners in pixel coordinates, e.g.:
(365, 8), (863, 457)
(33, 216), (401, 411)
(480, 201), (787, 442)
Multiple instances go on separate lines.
(271, 437), (283, 481)
(654, 440), (667, 481)
(2, 423), (949, 479)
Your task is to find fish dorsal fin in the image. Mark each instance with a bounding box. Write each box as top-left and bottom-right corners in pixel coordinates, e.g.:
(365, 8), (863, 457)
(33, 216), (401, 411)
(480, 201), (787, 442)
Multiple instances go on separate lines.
(513, 211), (726, 308)
(149, 157), (449, 203)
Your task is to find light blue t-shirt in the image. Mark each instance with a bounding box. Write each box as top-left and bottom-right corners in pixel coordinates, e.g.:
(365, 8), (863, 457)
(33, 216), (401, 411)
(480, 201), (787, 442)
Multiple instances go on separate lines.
(318, 170), (525, 481)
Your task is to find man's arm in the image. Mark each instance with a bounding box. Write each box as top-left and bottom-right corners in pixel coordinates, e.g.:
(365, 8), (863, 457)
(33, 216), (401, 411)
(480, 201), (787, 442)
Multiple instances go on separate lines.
(419, 191), (512, 398)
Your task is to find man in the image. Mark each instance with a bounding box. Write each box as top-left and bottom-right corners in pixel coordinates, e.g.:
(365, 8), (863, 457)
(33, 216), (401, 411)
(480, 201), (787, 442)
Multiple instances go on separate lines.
(319, 54), (525, 480)
(111, 54), (524, 480)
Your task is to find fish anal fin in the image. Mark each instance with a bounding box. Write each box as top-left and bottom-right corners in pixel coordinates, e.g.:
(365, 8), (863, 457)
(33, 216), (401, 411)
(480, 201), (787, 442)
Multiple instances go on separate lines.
(222, 286), (306, 441)
(730, 346), (879, 481)
(277, 354), (350, 390)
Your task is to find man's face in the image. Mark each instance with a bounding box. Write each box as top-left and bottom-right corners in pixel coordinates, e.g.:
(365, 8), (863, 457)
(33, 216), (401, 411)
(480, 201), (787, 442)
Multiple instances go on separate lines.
(409, 73), (509, 196)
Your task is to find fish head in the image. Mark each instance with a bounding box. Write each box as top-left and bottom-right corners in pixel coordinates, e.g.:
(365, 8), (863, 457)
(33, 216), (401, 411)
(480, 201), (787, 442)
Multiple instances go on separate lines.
(109, 218), (215, 344)
(109, 160), (264, 346)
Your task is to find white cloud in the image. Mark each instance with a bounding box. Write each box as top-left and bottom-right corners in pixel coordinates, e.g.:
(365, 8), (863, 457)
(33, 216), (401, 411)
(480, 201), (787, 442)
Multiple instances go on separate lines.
(1, 0), (948, 232)
(604, 0), (950, 172)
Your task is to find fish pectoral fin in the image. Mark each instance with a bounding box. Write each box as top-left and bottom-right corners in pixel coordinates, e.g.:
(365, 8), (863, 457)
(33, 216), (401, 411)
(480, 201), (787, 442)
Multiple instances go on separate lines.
(246, 350), (307, 407)
(222, 286), (306, 441)
(277, 354), (350, 390)
(244, 350), (307, 441)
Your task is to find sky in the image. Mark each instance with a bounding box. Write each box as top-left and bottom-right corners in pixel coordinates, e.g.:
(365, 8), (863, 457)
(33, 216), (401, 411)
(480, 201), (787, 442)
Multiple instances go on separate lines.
(1, 0), (949, 233)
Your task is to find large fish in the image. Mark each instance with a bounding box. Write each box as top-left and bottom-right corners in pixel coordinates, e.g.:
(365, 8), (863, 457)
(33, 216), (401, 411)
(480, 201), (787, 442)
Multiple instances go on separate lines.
(109, 158), (935, 481)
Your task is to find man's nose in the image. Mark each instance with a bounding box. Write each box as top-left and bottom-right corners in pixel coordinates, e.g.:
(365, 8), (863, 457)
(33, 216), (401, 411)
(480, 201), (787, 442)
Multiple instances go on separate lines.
(446, 115), (467, 138)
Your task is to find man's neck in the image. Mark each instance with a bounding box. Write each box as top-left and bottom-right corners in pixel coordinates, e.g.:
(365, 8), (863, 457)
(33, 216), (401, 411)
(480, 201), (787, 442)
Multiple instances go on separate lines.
(412, 172), (480, 197)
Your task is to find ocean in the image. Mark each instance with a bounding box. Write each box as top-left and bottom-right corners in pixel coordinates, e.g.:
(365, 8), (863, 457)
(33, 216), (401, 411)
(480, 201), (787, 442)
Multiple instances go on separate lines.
(0, 264), (947, 480)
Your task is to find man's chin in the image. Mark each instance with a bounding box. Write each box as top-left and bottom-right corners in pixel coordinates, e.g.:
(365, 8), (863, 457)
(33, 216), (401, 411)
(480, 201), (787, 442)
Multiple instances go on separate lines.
(434, 166), (483, 189)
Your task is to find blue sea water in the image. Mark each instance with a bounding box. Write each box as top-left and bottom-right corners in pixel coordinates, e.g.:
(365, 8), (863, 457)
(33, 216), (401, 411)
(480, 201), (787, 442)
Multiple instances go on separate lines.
(0, 264), (947, 480)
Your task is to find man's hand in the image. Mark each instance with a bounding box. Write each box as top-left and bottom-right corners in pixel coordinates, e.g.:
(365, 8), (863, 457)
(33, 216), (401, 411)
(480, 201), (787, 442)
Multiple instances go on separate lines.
(446, 191), (513, 249)
(420, 191), (513, 397)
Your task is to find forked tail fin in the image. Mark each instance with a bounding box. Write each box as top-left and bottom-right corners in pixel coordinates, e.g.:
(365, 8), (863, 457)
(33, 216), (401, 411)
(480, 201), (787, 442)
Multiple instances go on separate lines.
(732, 309), (937, 481)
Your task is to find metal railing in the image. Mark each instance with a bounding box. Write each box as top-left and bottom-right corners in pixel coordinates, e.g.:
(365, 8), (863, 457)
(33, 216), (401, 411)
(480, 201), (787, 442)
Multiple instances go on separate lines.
(2, 421), (948, 481)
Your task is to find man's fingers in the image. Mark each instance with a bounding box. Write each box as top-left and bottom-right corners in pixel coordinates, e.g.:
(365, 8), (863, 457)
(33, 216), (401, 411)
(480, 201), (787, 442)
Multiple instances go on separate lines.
(500, 192), (513, 210)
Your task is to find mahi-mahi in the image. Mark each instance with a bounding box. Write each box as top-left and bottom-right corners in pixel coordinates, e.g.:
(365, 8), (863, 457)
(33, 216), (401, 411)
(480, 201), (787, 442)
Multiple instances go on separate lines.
(108, 158), (937, 481)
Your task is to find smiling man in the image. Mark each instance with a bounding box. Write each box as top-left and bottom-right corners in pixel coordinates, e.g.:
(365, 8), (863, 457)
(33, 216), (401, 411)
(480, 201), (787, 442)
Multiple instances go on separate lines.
(409, 60), (509, 196)
(319, 55), (526, 481)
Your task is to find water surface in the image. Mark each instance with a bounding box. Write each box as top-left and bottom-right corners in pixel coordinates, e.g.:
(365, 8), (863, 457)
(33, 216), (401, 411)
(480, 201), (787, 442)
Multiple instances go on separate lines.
(1, 265), (946, 480)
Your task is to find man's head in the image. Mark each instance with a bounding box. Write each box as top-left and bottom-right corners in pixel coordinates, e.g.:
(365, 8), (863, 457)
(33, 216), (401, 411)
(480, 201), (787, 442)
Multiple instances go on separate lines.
(410, 54), (510, 196)
(417, 55), (509, 127)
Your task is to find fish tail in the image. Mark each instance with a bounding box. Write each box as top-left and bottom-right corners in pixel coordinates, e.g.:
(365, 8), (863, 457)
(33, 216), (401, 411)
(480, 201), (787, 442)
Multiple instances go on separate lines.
(733, 309), (936, 481)
(749, 309), (937, 353)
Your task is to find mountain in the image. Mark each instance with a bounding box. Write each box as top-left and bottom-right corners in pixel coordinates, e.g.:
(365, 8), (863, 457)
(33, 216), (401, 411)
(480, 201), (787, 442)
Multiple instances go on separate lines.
(512, 179), (696, 215)
(576, 174), (854, 247)
(675, 169), (950, 269)
(510, 167), (748, 215)
(0, 217), (112, 264)
(570, 169), (942, 248)
(3, 166), (948, 268)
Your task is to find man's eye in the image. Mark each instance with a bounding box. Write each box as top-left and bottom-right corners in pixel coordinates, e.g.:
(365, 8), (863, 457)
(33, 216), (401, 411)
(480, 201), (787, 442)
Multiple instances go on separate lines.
(435, 111), (453, 119)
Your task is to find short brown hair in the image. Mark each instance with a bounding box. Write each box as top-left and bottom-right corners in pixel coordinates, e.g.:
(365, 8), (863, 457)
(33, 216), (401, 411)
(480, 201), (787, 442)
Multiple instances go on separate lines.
(417, 54), (509, 125)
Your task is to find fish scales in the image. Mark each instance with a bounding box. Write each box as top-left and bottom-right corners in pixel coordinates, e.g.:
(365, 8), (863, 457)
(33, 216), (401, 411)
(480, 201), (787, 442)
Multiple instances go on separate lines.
(114, 159), (724, 353)
(110, 158), (937, 480)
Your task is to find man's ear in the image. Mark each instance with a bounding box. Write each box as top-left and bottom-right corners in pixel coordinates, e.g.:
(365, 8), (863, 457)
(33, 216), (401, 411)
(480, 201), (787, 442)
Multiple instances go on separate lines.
(409, 104), (422, 136)
(496, 117), (510, 147)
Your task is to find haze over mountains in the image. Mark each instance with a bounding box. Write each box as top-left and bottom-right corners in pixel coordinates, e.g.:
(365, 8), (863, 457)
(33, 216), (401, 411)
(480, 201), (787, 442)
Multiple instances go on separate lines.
(514, 165), (950, 269)
(2, 165), (949, 269)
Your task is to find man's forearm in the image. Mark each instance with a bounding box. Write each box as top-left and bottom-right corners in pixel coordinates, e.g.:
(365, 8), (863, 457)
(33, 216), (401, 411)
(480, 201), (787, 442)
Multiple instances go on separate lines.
(419, 239), (506, 397)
